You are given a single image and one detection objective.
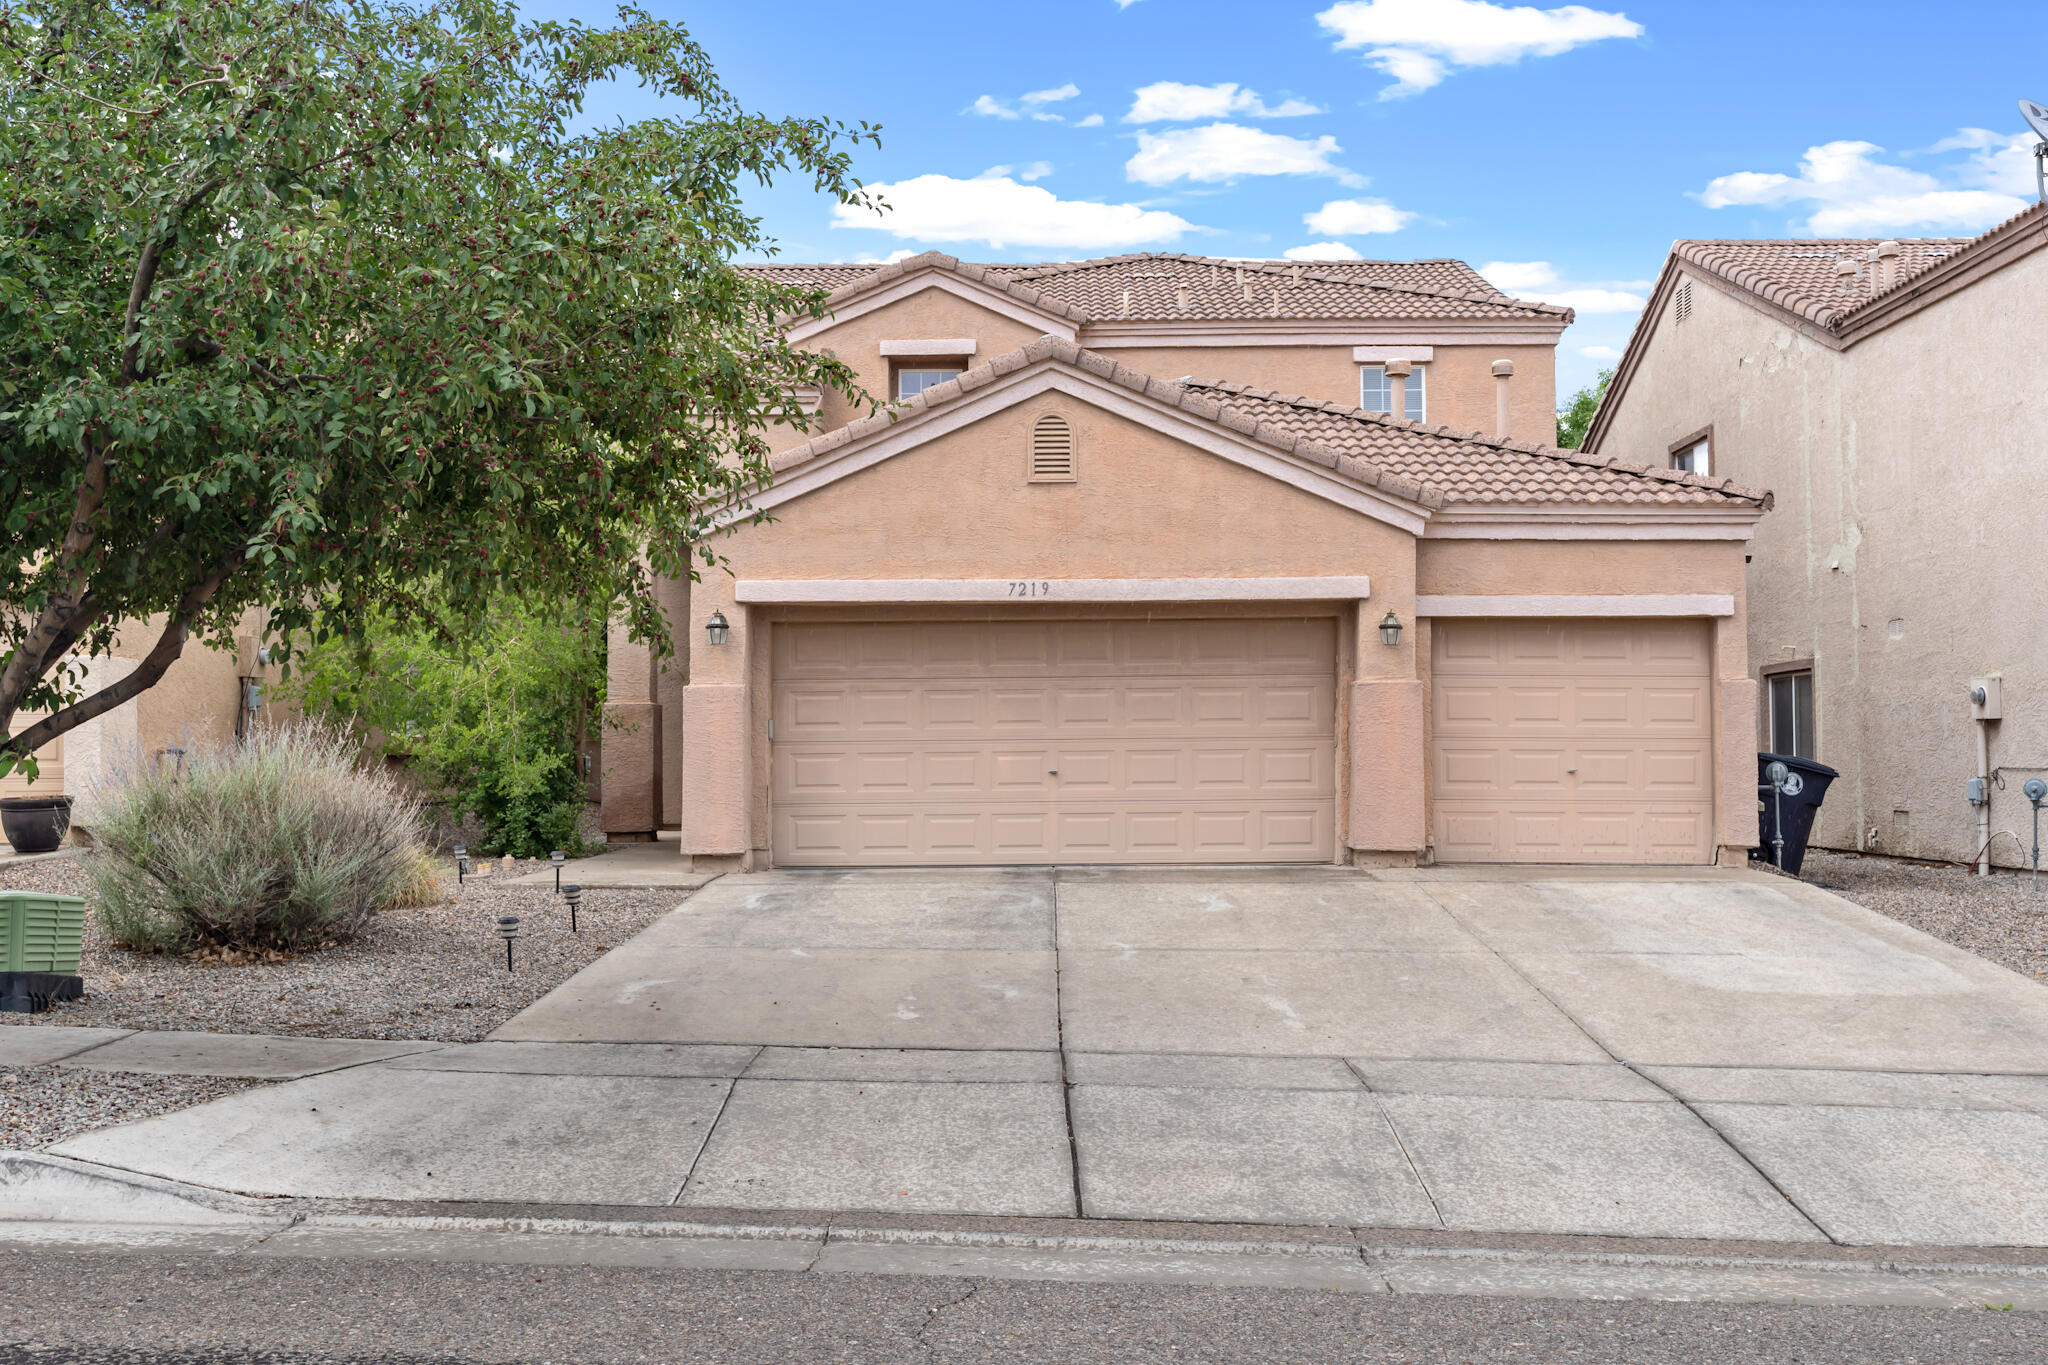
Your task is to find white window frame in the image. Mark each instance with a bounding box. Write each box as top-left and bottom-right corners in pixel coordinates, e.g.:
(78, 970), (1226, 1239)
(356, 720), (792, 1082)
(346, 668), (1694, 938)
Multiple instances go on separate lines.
(1671, 438), (1710, 475)
(1359, 364), (1425, 422)
(894, 363), (967, 400)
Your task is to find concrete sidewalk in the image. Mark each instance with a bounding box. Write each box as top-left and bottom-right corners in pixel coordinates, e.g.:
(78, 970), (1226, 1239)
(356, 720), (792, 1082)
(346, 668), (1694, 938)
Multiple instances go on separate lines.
(26, 865), (2048, 1247)
(503, 842), (717, 891)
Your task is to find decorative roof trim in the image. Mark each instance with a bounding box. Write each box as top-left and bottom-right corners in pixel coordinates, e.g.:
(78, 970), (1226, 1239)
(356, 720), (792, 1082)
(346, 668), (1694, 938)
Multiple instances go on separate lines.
(785, 267), (1082, 346)
(781, 251), (1091, 342)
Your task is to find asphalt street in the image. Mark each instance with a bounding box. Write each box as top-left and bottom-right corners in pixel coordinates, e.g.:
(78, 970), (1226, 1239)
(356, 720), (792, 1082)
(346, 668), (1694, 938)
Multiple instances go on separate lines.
(2, 1248), (2042, 1364)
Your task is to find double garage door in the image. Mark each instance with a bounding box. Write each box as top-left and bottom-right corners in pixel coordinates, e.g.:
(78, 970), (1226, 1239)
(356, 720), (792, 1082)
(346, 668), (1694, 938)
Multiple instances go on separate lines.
(771, 618), (1339, 865)
(1430, 619), (1715, 863)
(767, 615), (1715, 867)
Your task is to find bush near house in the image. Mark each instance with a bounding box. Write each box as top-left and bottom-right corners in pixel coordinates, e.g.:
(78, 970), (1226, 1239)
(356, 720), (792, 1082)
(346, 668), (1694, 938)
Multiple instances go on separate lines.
(282, 597), (605, 858)
(1555, 369), (1613, 449)
(87, 724), (427, 953)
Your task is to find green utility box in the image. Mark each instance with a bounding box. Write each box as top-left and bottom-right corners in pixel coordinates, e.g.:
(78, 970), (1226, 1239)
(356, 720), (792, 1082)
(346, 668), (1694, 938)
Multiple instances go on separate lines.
(0, 890), (86, 974)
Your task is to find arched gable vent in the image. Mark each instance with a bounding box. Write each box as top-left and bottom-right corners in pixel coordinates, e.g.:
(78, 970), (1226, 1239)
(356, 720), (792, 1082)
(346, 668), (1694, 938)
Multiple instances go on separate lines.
(1028, 413), (1077, 483)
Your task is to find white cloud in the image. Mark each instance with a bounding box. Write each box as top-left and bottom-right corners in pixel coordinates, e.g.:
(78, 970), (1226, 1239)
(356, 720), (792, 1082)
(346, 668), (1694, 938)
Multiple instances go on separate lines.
(1317, 0), (1644, 99)
(1283, 242), (1365, 261)
(1577, 344), (1621, 360)
(1697, 138), (2030, 235)
(1126, 123), (1359, 186)
(831, 172), (1198, 250)
(854, 250), (920, 265)
(1480, 260), (1645, 312)
(1125, 81), (1322, 123)
(973, 85), (1079, 123)
(1020, 161), (1054, 181)
(1476, 259), (1558, 292)
(1303, 197), (1416, 235)
(1076, 113), (1105, 128)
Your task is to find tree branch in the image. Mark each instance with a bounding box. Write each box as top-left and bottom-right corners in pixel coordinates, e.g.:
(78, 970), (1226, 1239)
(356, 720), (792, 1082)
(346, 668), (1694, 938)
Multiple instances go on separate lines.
(0, 441), (109, 731)
(1, 556), (244, 763)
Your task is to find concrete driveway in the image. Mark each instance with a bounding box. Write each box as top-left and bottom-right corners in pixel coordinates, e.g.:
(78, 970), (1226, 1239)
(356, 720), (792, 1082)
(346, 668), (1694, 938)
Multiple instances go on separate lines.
(52, 865), (2048, 1245)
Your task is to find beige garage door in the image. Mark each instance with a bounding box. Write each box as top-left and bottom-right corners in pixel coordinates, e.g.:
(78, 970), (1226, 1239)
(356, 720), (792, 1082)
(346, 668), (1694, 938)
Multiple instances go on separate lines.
(1431, 619), (1714, 863)
(771, 618), (1338, 865)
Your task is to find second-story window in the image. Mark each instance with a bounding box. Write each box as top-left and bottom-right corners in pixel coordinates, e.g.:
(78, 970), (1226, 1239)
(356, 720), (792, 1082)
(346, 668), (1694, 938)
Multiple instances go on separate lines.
(894, 362), (966, 400)
(1360, 364), (1425, 422)
(1670, 433), (1711, 475)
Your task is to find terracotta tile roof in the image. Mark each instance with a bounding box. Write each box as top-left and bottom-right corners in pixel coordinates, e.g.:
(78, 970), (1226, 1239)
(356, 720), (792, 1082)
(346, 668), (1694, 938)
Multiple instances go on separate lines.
(765, 337), (1769, 514)
(739, 252), (1567, 325)
(1185, 382), (1769, 509)
(1672, 237), (1971, 330)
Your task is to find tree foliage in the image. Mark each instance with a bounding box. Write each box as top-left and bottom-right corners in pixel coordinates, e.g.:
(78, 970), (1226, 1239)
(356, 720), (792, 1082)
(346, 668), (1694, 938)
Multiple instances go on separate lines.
(0, 0), (878, 776)
(1554, 368), (1612, 450)
(282, 595), (606, 858)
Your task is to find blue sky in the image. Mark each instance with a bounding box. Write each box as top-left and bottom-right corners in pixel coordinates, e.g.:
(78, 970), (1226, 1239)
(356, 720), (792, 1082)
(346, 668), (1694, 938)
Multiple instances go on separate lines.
(524, 0), (2046, 400)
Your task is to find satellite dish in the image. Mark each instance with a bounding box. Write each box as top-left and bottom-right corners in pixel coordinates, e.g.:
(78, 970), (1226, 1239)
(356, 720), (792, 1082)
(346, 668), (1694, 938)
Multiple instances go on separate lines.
(2022, 99), (2048, 142)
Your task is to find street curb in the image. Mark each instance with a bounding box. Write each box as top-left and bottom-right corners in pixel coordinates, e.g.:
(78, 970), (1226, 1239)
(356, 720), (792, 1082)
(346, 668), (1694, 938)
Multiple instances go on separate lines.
(0, 1152), (287, 1226)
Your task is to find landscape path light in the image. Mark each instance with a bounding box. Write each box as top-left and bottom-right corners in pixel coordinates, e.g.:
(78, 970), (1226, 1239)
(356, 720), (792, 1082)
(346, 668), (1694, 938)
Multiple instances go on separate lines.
(550, 849), (566, 893)
(496, 915), (521, 971)
(453, 844), (470, 886)
(564, 884), (583, 934)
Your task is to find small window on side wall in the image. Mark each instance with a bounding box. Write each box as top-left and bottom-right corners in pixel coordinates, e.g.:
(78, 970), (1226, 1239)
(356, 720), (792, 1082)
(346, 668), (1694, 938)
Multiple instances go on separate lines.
(894, 361), (966, 400)
(1028, 413), (1076, 483)
(1360, 364), (1425, 422)
(1767, 670), (1815, 760)
(1671, 437), (1710, 475)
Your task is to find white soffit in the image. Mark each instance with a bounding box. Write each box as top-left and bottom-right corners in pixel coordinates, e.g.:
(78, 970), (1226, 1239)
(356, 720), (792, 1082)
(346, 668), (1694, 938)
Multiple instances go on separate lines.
(1352, 346), (1435, 363)
(1417, 594), (1735, 618)
(879, 339), (979, 357)
(738, 577), (1372, 604)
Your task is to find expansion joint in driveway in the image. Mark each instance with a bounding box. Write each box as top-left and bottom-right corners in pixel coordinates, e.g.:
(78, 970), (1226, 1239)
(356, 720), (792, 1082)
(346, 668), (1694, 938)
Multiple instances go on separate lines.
(1050, 867), (1085, 1219)
(1414, 882), (1839, 1246)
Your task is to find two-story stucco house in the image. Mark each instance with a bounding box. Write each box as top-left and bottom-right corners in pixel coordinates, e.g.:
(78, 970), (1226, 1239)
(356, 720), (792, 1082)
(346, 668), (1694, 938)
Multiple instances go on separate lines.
(1583, 204), (2048, 869)
(602, 250), (1772, 870)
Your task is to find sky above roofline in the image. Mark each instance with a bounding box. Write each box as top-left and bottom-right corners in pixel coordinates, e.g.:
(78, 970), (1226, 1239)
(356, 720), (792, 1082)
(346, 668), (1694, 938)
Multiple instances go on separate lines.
(512, 0), (2047, 402)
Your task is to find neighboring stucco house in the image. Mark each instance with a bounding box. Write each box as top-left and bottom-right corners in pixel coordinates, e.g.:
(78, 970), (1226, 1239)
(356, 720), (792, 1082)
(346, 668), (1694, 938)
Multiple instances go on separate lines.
(603, 250), (1772, 870)
(1583, 204), (2048, 868)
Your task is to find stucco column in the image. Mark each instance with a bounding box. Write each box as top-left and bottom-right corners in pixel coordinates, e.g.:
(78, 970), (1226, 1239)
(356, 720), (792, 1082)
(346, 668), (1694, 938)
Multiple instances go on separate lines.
(600, 611), (660, 841)
(680, 573), (750, 870)
(1347, 594), (1426, 865)
(1713, 610), (1758, 865)
(653, 572), (690, 830)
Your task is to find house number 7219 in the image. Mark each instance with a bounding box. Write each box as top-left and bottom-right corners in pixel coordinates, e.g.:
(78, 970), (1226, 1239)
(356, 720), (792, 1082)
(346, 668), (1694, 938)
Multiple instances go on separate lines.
(1007, 581), (1053, 597)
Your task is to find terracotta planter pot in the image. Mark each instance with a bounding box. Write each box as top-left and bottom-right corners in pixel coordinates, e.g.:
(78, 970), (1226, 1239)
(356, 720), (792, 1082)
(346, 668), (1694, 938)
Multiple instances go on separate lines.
(0, 795), (73, 855)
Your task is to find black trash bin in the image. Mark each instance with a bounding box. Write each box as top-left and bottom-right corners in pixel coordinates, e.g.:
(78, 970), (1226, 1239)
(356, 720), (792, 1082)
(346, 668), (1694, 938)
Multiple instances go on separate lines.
(1753, 753), (1839, 875)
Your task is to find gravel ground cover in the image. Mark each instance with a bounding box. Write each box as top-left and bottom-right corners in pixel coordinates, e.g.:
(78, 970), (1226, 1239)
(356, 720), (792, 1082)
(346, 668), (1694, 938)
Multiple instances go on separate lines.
(0, 855), (688, 1042)
(1, 1065), (265, 1149)
(1800, 848), (2048, 982)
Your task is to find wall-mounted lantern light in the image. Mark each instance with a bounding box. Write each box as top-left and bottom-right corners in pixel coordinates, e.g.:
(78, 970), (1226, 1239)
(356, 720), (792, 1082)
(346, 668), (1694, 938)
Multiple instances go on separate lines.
(706, 611), (730, 646)
(1378, 611), (1403, 647)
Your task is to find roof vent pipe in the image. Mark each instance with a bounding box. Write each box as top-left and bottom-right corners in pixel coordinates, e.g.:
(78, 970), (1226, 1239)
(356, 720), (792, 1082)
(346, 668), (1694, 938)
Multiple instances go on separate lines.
(1874, 240), (1901, 293)
(1120, 288), (1131, 317)
(1269, 288), (1281, 317)
(1384, 356), (1412, 422)
(1490, 359), (1515, 438)
(1176, 285), (1190, 311)
(1290, 264), (1302, 284)
(1835, 256), (1860, 287)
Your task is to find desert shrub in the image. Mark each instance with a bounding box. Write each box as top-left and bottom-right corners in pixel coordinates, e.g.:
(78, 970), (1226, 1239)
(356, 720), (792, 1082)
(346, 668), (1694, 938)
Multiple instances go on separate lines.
(282, 595), (604, 858)
(86, 724), (427, 953)
(381, 845), (449, 911)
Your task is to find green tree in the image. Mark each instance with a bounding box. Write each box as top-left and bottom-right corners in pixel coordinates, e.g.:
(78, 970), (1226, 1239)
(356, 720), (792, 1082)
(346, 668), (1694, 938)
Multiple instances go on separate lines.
(1555, 368), (1613, 449)
(0, 0), (878, 777)
(283, 596), (606, 857)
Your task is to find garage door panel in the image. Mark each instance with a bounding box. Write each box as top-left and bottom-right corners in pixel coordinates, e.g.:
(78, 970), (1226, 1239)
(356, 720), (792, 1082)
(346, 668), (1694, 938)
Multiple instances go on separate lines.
(772, 620), (1337, 865)
(1430, 619), (1714, 865)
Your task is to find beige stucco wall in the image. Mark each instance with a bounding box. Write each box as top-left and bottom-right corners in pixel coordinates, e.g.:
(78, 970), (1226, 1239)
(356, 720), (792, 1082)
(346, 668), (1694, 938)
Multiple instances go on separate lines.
(647, 369), (1755, 869)
(1592, 251), (2048, 865)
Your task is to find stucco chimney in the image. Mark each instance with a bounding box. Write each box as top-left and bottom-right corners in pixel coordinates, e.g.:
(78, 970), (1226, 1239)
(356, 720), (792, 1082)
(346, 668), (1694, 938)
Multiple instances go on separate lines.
(1873, 239), (1901, 293)
(1384, 356), (1412, 421)
(1491, 358), (1515, 438)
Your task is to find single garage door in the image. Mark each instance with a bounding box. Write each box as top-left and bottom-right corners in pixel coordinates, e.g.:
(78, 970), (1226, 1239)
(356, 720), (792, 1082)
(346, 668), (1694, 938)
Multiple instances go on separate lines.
(1430, 618), (1714, 863)
(771, 618), (1338, 865)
